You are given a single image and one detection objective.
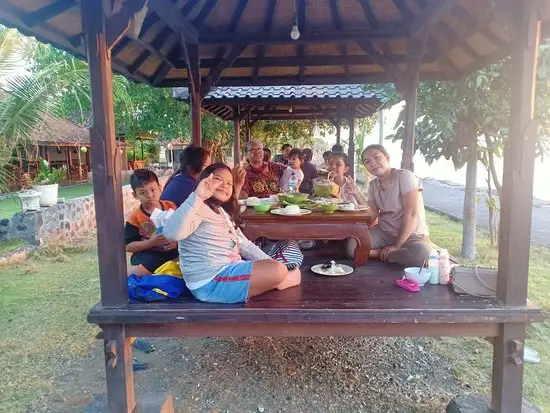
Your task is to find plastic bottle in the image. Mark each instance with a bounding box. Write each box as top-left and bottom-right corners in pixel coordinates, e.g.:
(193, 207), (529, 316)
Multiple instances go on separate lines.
(340, 180), (357, 205)
(439, 249), (451, 284)
(428, 248), (440, 285)
(288, 172), (298, 192)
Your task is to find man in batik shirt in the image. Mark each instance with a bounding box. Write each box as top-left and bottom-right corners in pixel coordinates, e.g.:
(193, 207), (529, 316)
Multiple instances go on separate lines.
(239, 140), (286, 199)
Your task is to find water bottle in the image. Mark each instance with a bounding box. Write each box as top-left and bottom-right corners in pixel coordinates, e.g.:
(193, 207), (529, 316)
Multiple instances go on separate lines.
(289, 172), (298, 192)
(439, 249), (451, 284)
(340, 180), (357, 205)
(428, 248), (440, 285)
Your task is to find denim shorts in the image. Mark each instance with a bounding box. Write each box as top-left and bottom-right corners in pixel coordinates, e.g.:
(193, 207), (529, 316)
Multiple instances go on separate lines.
(191, 261), (254, 304)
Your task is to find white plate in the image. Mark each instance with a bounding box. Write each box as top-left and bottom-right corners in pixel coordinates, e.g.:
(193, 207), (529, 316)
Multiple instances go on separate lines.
(270, 208), (312, 216)
(311, 263), (354, 277)
(338, 205), (371, 212)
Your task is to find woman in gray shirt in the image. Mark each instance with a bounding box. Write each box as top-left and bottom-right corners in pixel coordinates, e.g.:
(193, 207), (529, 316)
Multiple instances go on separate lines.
(346, 145), (431, 267)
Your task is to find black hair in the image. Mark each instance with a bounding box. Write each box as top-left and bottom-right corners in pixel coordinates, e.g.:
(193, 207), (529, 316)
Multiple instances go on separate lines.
(263, 147), (272, 162)
(361, 144), (390, 162)
(331, 143), (343, 153)
(303, 148), (314, 162)
(288, 148), (304, 161)
(130, 168), (159, 191)
(322, 150), (332, 161)
(281, 143), (292, 151)
(329, 151), (350, 166)
(197, 163), (240, 225)
(166, 144), (210, 186)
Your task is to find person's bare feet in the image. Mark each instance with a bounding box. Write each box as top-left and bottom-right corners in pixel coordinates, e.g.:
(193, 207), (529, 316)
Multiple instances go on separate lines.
(369, 249), (381, 259)
(276, 267), (302, 290)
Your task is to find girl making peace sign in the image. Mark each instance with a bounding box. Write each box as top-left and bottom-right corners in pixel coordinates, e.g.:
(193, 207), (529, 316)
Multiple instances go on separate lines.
(164, 163), (302, 304)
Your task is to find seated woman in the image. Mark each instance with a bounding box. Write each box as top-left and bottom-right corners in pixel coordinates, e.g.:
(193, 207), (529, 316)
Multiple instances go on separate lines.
(346, 145), (431, 267)
(161, 145), (211, 207)
(327, 152), (367, 204)
(163, 163), (302, 304)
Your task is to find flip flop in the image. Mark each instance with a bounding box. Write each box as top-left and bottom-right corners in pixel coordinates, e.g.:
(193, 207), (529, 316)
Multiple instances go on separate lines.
(132, 358), (150, 372)
(396, 278), (421, 293)
(132, 338), (155, 353)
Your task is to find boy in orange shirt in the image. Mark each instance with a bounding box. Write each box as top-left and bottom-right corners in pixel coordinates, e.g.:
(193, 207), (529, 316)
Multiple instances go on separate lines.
(125, 169), (178, 276)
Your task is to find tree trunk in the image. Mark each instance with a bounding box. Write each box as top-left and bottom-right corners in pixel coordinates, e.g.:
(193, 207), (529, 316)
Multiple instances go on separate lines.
(487, 165), (495, 245)
(462, 139), (477, 259)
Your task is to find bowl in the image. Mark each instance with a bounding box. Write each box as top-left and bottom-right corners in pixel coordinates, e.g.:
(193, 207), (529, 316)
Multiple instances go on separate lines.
(404, 267), (432, 286)
(320, 203), (338, 213)
(253, 204), (271, 214)
(284, 205), (301, 215)
(339, 202), (356, 211)
(278, 193), (309, 205)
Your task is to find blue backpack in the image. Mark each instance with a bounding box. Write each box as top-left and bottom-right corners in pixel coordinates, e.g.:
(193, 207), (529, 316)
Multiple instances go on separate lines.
(128, 274), (187, 302)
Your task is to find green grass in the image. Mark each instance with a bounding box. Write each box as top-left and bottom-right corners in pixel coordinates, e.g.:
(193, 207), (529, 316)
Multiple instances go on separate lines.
(0, 244), (100, 413)
(0, 211), (548, 412)
(0, 184), (94, 219)
(426, 212), (550, 411)
(0, 239), (27, 255)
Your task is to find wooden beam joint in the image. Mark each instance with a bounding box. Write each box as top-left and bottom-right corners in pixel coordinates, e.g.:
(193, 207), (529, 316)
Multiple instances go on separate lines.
(105, 0), (148, 49)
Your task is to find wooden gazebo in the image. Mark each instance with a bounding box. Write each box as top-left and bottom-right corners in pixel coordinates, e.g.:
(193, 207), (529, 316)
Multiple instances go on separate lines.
(173, 84), (386, 174)
(0, 1), (547, 412)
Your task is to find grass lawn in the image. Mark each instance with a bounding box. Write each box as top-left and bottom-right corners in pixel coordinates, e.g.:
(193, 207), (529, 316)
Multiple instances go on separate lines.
(0, 211), (548, 412)
(0, 184), (94, 220)
(0, 239), (28, 255)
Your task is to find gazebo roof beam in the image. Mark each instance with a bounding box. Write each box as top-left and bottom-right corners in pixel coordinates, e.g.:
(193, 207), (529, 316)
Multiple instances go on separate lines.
(147, 0), (199, 43)
(392, 0), (413, 20)
(408, 0), (455, 36)
(21, 0), (76, 27)
(297, 0), (307, 81)
(201, 44), (248, 98)
(200, 28), (408, 45)
(192, 0), (218, 30)
(358, 0), (380, 29)
(253, 0), (277, 81)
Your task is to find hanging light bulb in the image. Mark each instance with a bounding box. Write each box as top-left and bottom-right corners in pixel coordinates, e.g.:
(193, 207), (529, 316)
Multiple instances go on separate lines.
(313, 120), (320, 138)
(290, 24), (300, 40)
(290, 0), (300, 40)
(289, 106), (293, 113)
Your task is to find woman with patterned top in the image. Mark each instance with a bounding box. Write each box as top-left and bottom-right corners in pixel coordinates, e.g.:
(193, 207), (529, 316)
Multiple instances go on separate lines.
(239, 140), (286, 199)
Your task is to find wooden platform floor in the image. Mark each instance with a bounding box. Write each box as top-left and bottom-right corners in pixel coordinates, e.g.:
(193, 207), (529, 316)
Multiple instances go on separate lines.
(89, 245), (543, 337)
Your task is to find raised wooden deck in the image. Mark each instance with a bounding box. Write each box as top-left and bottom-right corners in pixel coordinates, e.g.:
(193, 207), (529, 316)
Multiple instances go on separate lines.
(89, 246), (543, 338)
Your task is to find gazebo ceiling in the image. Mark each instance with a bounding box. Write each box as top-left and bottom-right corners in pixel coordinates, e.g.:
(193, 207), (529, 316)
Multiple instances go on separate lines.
(0, 0), (545, 87)
(172, 84), (387, 121)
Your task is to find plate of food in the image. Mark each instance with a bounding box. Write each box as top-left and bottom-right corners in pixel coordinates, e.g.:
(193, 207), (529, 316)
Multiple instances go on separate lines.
(338, 203), (371, 212)
(311, 260), (354, 277)
(271, 205), (312, 216)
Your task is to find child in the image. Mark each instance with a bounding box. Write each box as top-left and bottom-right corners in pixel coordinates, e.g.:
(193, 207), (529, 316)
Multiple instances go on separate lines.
(163, 163), (302, 304)
(280, 148), (305, 192)
(125, 169), (179, 276)
(328, 152), (368, 205)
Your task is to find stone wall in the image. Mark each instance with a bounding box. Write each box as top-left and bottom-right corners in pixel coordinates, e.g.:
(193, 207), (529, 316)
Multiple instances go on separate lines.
(0, 174), (170, 246)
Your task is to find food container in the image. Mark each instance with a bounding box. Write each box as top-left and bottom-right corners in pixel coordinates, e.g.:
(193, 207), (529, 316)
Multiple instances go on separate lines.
(284, 205), (301, 215)
(278, 193), (309, 204)
(404, 267), (432, 286)
(320, 204), (338, 213)
(253, 204), (271, 214)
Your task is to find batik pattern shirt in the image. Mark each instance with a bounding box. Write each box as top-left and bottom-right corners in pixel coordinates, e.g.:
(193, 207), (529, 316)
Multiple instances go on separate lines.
(243, 162), (286, 198)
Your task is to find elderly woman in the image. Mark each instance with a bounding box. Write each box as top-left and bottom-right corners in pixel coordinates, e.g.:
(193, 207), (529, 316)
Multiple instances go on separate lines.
(346, 144), (431, 267)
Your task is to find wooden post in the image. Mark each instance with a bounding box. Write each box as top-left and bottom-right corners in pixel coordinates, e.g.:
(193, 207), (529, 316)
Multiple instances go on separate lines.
(245, 112), (251, 142)
(336, 120), (341, 145)
(233, 106), (241, 165)
(81, 1), (135, 413)
(190, 92), (202, 145)
(347, 114), (355, 179)
(492, 2), (540, 412)
(82, 0), (127, 308)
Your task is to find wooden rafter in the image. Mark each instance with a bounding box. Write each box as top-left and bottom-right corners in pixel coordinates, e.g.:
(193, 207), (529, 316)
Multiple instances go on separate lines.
(297, 0), (307, 81)
(21, 0), (76, 27)
(253, 0), (277, 81)
(201, 44), (247, 98)
(392, 0), (413, 20)
(147, 0), (199, 43)
(181, 0), (201, 15)
(409, 0), (455, 36)
(192, 0), (218, 30)
(329, 0), (349, 78)
(358, 0), (380, 29)
(105, 0), (148, 48)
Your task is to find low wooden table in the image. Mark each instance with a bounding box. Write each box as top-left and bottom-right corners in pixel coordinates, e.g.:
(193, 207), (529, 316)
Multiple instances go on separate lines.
(240, 208), (375, 267)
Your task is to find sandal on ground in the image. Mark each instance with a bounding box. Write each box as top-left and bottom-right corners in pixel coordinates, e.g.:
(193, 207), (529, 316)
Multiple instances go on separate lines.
(132, 338), (155, 353)
(132, 358), (150, 372)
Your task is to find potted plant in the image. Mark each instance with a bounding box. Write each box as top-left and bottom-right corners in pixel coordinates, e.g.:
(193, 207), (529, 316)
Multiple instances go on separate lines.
(33, 159), (67, 207)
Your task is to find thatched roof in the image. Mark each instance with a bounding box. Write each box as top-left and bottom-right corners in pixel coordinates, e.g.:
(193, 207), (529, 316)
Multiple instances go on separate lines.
(30, 113), (89, 147)
(1, 0), (547, 87)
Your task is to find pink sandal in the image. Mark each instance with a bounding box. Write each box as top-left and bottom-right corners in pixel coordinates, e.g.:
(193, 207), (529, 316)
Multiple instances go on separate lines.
(396, 278), (421, 293)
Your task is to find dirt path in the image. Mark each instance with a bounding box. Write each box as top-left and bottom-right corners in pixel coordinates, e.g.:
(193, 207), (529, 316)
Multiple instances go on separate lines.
(31, 336), (466, 413)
